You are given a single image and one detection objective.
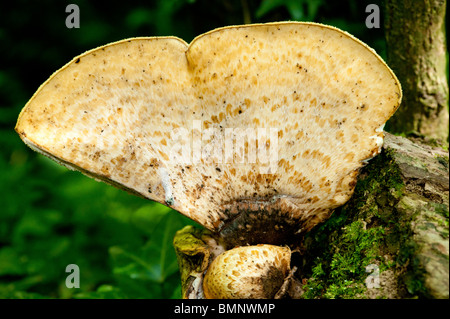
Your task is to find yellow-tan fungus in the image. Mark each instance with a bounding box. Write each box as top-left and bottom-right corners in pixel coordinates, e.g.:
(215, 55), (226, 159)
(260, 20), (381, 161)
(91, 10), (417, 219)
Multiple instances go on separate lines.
(15, 22), (401, 239)
(16, 22), (402, 299)
(203, 244), (291, 299)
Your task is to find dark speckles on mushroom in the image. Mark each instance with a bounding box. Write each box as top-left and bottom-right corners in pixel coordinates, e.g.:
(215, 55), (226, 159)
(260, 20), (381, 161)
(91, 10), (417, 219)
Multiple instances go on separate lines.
(16, 22), (402, 262)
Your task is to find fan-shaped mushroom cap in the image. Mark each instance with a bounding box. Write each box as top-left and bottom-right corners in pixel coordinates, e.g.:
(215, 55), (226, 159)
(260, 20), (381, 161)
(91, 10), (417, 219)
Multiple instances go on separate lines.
(16, 22), (401, 244)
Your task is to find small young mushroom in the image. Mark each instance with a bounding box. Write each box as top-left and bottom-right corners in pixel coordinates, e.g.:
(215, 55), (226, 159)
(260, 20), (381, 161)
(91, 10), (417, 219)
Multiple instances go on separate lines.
(15, 22), (402, 298)
(203, 244), (291, 299)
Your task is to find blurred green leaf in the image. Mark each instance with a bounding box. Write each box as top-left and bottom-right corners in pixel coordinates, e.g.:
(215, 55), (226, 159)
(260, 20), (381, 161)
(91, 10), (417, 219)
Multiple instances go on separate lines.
(108, 211), (187, 298)
(256, 0), (288, 18)
(0, 247), (26, 276)
(256, 0), (324, 21)
(125, 8), (153, 30)
(141, 212), (185, 282)
(0, 287), (51, 299)
(74, 285), (127, 299)
(131, 204), (173, 236)
(305, 0), (324, 21)
(12, 209), (63, 243)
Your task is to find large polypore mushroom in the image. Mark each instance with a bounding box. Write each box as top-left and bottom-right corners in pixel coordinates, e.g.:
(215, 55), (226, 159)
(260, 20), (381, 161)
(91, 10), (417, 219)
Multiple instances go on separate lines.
(16, 22), (401, 299)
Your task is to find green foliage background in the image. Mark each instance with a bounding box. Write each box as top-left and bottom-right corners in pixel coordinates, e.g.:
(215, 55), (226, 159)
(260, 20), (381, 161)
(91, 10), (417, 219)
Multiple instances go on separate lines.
(0, 0), (386, 298)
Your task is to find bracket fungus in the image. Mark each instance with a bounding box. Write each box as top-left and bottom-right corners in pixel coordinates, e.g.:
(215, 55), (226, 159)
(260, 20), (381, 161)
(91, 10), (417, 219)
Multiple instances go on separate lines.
(15, 22), (401, 299)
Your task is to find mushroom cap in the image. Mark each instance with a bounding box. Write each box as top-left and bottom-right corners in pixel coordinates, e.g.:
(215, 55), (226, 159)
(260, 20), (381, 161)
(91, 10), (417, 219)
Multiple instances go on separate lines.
(203, 244), (291, 299)
(15, 22), (401, 238)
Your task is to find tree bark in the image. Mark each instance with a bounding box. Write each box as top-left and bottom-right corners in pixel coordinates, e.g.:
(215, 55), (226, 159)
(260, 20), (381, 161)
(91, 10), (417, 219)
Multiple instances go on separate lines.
(300, 133), (449, 299)
(384, 0), (448, 143)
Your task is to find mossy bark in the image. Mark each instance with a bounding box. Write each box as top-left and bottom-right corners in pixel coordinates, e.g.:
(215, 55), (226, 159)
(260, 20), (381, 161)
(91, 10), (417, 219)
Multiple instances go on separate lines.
(384, 0), (449, 143)
(300, 133), (448, 299)
(174, 133), (449, 299)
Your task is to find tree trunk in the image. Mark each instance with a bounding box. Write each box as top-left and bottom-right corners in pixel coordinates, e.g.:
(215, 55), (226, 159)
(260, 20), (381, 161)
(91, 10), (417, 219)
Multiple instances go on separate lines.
(384, 0), (449, 143)
(174, 133), (449, 299)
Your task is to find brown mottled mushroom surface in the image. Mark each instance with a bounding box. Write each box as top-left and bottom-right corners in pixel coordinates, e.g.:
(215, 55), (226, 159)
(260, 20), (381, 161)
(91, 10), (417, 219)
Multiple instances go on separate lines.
(15, 22), (401, 246)
(203, 244), (291, 299)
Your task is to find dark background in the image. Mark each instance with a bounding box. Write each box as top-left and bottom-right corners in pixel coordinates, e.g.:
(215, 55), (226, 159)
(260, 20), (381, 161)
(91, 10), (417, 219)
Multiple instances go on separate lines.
(0, 0), (387, 298)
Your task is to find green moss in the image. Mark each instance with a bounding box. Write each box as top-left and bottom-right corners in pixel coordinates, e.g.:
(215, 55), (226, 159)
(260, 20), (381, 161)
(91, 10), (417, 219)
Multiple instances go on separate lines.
(301, 149), (408, 299)
(434, 154), (449, 169)
(302, 220), (387, 299)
